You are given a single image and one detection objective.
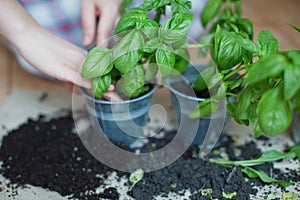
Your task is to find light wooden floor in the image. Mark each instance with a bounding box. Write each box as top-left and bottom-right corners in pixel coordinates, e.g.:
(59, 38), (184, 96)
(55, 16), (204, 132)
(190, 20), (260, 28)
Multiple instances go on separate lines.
(0, 0), (300, 106)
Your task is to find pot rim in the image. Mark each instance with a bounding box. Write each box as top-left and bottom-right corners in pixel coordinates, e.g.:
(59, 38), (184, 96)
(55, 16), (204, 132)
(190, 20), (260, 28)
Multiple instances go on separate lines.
(165, 76), (207, 102)
(79, 83), (158, 105)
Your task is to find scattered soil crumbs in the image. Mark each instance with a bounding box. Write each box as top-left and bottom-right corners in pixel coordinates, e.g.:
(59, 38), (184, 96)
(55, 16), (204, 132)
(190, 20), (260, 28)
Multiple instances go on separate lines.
(0, 115), (299, 200)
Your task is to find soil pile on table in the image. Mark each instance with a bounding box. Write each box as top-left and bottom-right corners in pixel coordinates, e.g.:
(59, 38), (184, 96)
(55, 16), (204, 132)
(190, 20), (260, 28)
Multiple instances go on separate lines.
(0, 115), (298, 199)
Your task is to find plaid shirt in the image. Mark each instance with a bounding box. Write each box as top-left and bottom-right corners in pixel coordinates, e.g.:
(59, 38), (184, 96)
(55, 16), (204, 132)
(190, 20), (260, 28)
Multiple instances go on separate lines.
(19, 0), (84, 48)
(19, 0), (207, 46)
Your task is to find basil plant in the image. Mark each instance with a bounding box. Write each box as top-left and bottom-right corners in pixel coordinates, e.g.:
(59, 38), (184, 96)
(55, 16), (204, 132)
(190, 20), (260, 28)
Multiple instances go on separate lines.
(81, 0), (193, 99)
(191, 0), (300, 137)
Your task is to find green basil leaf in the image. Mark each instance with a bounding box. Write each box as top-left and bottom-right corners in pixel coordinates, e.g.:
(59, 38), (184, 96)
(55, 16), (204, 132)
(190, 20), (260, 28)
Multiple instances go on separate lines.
(120, 0), (132, 14)
(284, 63), (300, 100)
(170, 0), (192, 15)
(81, 47), (113, 78)
(291, 90), (300, 111)
(158, 13), (193, 43)
(258, 150), (296, 161)
(235, 87), (252, 118)
(208, 73), (223, 89)
(113, 30), (144, 74)
(189, 98), (219, 119)
(172, 37), (187, 50)
(258, 87), (292, 136)
(228, 77), (243, 90)
(145, 63), (158, 81)
(139, 19), (159, 39)
(291, 24), (300, 32)
(114, 9), (148, 34)
(214, 25), (223, 62)
(192, 66), (215, 91)
(114, 51), (142, 74)
(250, 117), (263, 138)
(172, 48), (190, 75)
(283, 50), (300, 100)
(244, 54), (287, 85)
(290, 144), (300, 160)
(140, 0), (170, 10)
(235, 0), (241, 17)
(242, 167), (292, 187)
(236, 18), (253, 39)
(118, 65), (145, 98)
(91, 74), (111, 99)
(156, 45), (175, 78)
(226, 102), (238, 118)
(144, 38), (161, 53)
(201, 0), (222, 28)
(216, 32), (244, 70)
(239, 38), (258, 53)
(257, 30), (279, 58)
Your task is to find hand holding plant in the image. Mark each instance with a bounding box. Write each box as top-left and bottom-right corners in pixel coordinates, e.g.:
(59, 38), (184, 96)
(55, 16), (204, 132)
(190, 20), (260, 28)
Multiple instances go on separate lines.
(81, 0), (193, 99)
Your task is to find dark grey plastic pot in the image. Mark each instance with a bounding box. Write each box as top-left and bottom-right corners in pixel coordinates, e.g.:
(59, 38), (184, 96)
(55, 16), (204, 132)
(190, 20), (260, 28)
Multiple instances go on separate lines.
(80, 84), (157, 147)
(166, 65), (227, 148)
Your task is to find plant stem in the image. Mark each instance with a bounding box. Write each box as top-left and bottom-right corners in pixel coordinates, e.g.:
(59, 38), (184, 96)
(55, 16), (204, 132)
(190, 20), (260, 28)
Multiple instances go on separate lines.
(226, 0), (232, 18)
(226, 93), (239, 98)
(183, 44), (212, 49)
(224, 65), (246, 80)
(209, 158), (266, 167)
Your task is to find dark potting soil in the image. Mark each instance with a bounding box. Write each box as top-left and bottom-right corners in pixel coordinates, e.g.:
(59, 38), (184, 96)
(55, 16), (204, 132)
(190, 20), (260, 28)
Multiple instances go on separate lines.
(0, 114), (299, 200)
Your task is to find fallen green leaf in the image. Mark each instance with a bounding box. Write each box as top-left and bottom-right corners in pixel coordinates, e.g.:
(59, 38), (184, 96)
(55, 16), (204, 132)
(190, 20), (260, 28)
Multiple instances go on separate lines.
(129, 169), (144, 191)
(282, 192), (299, 200)
(242, 167), (292, 187)
(222, 191), (237, 199)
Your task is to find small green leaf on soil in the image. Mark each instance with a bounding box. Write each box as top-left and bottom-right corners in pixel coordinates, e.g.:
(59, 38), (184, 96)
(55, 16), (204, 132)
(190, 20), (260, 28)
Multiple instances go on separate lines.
(129, 169), (144, 191)
(222, 191), (237, 199)
(282, 192), (299, 200)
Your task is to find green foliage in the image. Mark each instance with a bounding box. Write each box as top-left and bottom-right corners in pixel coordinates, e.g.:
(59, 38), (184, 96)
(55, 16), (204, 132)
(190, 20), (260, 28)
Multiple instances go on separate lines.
(242, 167), (292, 187)
(215, 32), (244, 70)
(201, 0), (222, 28)
(291, 24), (300, 32)
(257, 30), (278, 58)
(81, 0), (192, 99)
(117, 65), (145, 98)
(196, 0), (300, 136)
(210, 147), (298, 187)
(81, 47), (112, 78)
(258, 87), (292, 135)
(158, 13), (193, 43)
(156, 45), (176, 78)
(91, 74), (111, 98)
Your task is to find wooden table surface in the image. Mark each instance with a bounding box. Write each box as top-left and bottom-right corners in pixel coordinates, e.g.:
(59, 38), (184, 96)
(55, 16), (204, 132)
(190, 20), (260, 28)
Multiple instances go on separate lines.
(0, 0), (300, 106)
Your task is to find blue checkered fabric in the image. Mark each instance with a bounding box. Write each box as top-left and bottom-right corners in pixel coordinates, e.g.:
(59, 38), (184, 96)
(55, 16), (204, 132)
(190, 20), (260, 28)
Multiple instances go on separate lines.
(18, 0), (84, 48)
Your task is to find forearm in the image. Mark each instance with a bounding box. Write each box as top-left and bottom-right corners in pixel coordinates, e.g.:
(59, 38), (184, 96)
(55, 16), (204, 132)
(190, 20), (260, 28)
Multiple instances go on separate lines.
(0, 0), (39, 47)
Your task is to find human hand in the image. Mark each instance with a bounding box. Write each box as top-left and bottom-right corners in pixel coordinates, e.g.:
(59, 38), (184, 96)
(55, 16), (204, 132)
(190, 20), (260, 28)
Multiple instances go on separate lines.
(81, 0), (122, 47)
(17, 26), (91, 88)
